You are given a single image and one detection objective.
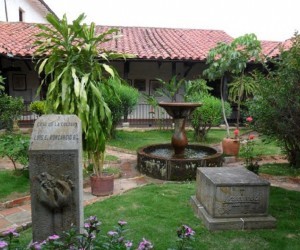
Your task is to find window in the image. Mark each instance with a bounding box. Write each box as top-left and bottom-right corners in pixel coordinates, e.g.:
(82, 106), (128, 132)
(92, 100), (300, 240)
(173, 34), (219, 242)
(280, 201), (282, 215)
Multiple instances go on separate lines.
(19, 8), (24, 22)
(149, 80), (162, 95)
(133, 79), (146, 92)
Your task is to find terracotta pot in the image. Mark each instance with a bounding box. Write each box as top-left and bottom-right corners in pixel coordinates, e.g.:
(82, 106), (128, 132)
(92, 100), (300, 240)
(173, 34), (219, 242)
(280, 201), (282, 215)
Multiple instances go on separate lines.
(222, 138), (240, 156)
(90, 173), (114, 196)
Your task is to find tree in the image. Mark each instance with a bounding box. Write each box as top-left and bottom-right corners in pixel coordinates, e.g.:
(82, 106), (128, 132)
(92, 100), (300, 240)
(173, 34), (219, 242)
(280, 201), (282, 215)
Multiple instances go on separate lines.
(204, 33), (263, 136)
(247, 33), (300, 168)
(34, 13), (133, 176)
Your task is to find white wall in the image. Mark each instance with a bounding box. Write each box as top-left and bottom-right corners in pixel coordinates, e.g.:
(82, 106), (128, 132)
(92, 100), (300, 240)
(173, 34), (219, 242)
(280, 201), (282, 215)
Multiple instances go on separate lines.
(0, 0), (48, 23)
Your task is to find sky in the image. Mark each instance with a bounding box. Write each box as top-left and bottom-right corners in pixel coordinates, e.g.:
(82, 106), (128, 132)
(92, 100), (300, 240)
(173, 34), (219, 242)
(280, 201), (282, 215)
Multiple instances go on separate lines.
(44, 0), (300, 42)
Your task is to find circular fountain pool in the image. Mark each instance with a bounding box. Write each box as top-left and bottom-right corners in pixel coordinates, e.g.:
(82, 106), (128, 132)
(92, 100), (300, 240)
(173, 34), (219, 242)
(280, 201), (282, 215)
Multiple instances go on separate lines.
(137, 143), (223, 181)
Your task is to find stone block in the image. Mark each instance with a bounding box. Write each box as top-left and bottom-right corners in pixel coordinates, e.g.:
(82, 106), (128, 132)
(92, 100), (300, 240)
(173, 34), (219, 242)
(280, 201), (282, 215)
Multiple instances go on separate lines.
(191, 167), (276, 230)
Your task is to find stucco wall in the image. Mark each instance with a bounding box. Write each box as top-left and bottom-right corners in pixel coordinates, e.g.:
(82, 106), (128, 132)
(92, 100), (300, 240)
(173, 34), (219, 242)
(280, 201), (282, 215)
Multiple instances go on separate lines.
(0, 0), (48, 23)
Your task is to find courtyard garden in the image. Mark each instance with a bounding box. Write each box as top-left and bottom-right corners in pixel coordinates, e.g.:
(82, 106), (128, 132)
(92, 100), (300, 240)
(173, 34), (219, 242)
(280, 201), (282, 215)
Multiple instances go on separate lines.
(0, 12), (300, 250)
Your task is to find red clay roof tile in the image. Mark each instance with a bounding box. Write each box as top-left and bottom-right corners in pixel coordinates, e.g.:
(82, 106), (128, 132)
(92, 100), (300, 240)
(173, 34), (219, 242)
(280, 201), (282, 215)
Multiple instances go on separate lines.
(0, 22), (289, 60)
(0, 22), (233, 60)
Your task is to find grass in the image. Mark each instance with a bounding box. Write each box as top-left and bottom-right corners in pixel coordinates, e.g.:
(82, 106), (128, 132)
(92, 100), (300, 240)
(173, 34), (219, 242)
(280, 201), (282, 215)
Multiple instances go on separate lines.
(16, 183), (300, 249)
(0, 170), (29, 202)
(108, 128), (246, 151)
(239, 135), (283, 158)
(259, 163), (300, 176)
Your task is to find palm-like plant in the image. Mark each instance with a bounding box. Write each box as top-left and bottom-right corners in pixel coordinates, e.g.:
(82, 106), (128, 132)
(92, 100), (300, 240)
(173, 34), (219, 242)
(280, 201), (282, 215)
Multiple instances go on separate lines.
(34, 13), (132, 176)
(155, 75), (185, 102)
(228, 74), (258, 128)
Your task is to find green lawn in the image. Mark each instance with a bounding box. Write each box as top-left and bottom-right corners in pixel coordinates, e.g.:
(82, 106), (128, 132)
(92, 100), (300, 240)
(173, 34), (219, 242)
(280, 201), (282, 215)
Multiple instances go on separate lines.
(259, 163), (300, 176)
(17, 183), (300, 249)
(108, 129), (283, 157)
(108, 128), (242, 151)
(0, 170), (29, 202)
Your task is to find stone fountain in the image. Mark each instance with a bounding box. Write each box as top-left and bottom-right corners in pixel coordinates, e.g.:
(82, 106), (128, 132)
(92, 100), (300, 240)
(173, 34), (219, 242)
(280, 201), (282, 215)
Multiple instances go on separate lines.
(137, 102), (223, 181)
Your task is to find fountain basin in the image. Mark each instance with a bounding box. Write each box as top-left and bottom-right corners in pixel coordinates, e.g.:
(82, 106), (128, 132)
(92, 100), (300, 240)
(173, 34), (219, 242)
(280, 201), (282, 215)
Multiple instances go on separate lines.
(137, 144), (223, 181)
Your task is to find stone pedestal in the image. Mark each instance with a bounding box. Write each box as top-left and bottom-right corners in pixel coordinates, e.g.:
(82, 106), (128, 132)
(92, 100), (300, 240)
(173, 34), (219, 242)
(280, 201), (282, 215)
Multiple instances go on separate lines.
(29, 115), (83, 242)
(191, 167), (276, 230)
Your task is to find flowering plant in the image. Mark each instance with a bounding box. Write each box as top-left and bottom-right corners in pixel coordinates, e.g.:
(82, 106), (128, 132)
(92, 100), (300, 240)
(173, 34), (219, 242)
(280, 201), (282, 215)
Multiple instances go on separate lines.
(233, 129), (240, 139)
(172, 225), (195, 250)
(0, 216), (195, 250)
(0, 228), (20, 249)
(241, 117), (259, 174)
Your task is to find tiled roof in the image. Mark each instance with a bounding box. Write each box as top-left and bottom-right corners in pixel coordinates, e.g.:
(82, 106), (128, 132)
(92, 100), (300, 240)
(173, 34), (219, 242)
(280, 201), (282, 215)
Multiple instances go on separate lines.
(0, 22), (290, 61)
(0, 22), (40, 57)
(96, 26), (233, 60)
(0, 22), (232, 60)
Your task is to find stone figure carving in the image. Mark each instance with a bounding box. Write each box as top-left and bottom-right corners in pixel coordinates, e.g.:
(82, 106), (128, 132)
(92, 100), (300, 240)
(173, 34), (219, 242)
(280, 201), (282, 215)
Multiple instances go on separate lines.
(36, 172), (74, 209)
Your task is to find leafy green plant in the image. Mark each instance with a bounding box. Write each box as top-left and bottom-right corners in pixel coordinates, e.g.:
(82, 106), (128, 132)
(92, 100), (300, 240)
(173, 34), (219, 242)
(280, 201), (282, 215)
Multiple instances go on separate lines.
(189, 94), (231, 141)
(0, 133), (30, 170)
(29, 100), (46, 116)
(204, 33), (263, 135)
(0, 94), (24, 131)
(34, 13), (133, 176)
(103, 81), (139, 137)
(155, 75), (185, 102)
(247, 33), (300, 168)
(0, 74), (5, 93)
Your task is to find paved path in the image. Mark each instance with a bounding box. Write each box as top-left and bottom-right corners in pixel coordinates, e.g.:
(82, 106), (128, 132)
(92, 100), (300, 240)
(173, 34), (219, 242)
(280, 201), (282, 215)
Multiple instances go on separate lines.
(0, 147), (299, 233)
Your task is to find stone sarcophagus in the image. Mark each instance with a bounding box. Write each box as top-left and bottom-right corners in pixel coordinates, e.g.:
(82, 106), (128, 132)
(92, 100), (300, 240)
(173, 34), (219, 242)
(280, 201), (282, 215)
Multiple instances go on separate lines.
(191, 167), (276, 230)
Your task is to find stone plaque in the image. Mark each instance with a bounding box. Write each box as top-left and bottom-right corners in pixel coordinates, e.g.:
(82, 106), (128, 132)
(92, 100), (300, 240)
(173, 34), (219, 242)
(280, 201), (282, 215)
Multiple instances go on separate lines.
(191, 167), (276, 230)
(29, 115), (83, 242)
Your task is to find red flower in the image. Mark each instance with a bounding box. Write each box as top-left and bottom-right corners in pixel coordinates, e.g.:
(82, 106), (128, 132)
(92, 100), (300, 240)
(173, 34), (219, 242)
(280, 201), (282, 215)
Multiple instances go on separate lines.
(246, 116), (253, 122)
(249, 134), (255, 140)
(233, 129), (239, 136)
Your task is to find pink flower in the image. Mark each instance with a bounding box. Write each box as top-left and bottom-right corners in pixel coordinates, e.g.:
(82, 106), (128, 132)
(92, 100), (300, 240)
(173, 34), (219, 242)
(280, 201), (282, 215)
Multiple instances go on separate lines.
(138, 238), (153, 250)
(2, 228), (19, 237)
(249, 134), (255, 140)
(118, 220), (127, 226)
(0, 241), (8, 249)
(246, 116), (253, 122)
(233, 129), (239, 137)
(108, 231), (118, 237)
(125, 240), (133, 248)
(48, 234), (60, 241)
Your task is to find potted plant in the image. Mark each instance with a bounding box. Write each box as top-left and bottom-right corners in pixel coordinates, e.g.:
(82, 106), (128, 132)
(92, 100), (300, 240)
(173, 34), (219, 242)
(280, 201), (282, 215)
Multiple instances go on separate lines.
(203, 33), (263, 156)
(34, 13), (133, 196)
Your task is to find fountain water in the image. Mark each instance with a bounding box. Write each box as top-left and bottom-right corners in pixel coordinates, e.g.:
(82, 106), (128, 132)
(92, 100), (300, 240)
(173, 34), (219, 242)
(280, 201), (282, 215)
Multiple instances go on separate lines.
(137, 102), (223, 181)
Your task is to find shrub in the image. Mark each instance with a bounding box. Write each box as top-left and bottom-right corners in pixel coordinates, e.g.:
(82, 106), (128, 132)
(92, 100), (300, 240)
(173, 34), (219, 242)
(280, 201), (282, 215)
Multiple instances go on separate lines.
(247, 33), (300, 168)
(188, 94), (231, 141)
(0, 94), (24, 131)
(0, 133), (30, 170)
(103, 82), (139, 137)
(29, 100), (46, 116)
(118, 83), (139, 122)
